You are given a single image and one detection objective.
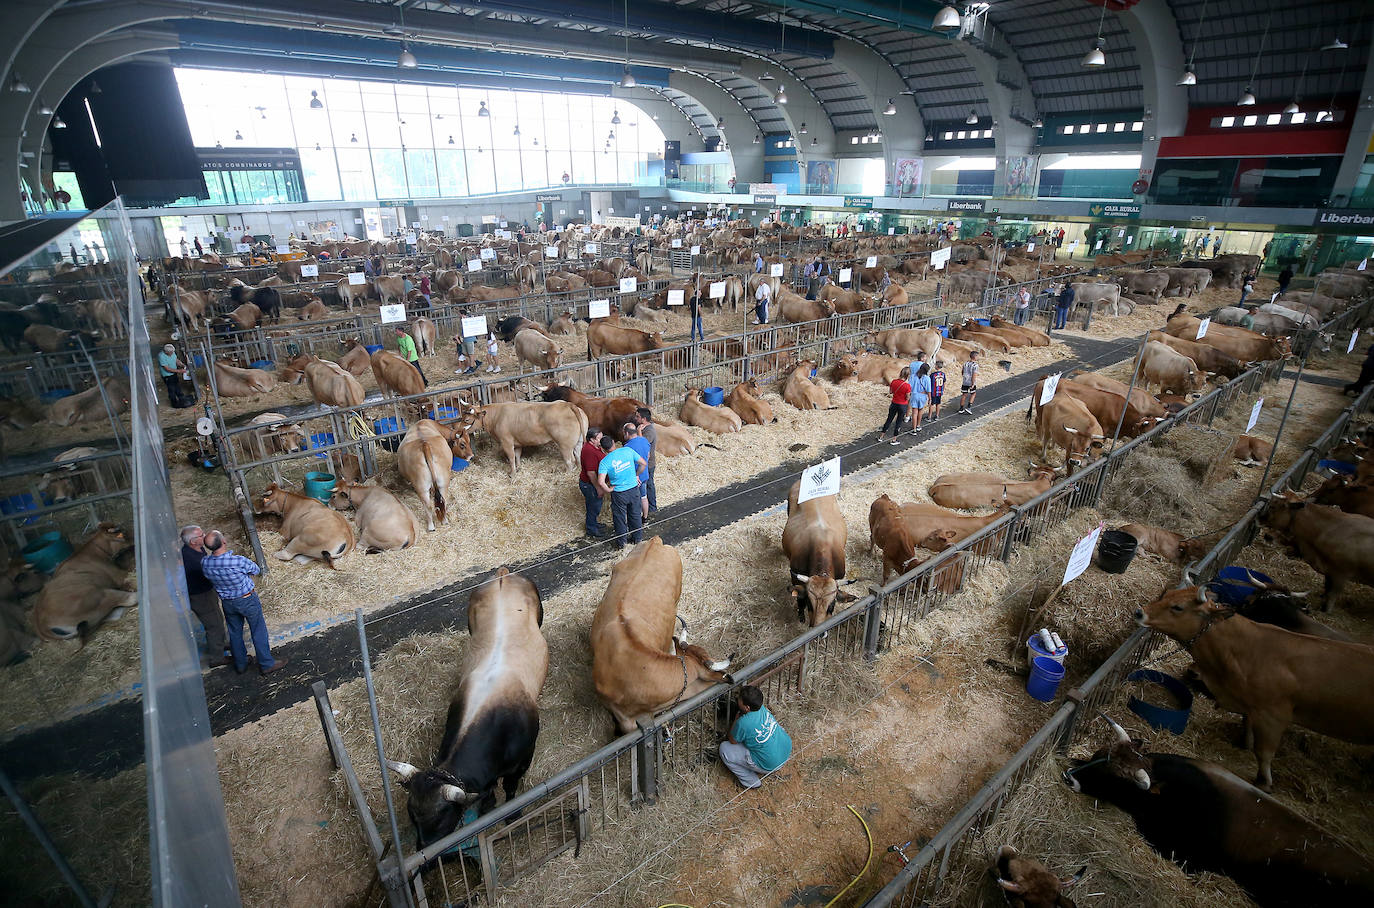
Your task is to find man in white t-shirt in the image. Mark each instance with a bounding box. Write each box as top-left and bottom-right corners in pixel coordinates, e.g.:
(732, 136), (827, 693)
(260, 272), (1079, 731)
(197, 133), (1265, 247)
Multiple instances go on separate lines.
(958, 351), (980, 415)
(753, 281), (772, 325)
(1014, 286), (1032, 326)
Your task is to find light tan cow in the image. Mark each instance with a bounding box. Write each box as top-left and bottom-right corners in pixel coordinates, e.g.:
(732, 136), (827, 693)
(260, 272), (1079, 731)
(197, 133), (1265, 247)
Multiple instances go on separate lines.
(725, 379), (774, 425)
(297, 357), (366, 408)
(32, 523), (137, 642)
(829, 352), (906, 384)
(243, 413), (306, 461)
(928, 466), (1059, 509)
(338, 339), (373, 377)
(213, 359), (277, 396)
(88, 298), (125, 340)
(866, 327), (943, 359)
(168, 286), (213, 332)
(782, 361), (831, 410)
(513, 328), (563, 373)
(397, 419), (462, 531)
(680, 389), (743, 433)
(653, 421), (696, 457)
(49, 377), (130, 426)
(375, 275), (405, 305)
(590, 538), (732, 734)
(782, 479), (850, 626)
(337, 276), (369, 310)
(330, 481), (420, 552)
(467, 400), (588, 474)
(411, 317), (437, 357)
(370, 350), (424, 398)
(257, 483), (356, 566)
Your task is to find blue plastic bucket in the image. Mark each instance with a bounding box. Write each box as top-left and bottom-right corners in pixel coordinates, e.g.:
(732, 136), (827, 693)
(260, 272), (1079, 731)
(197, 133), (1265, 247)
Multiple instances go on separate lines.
(937, 326), (950, 338)
(309, 432), (336, 458)
(1208, 566), (1274, 606)
(39, 388), (75, 401)
(1, 494), (40, 527)
(250, 360), (274, 371)
(1127, 669), (1193, 734)
(1317, 458), (1357, 475)
(20, 531), (73, 574)
(365, 344), (384, 355)
(373, 418), (405, 452)
(1026, 656), (1066, 702)
(702, 386), (725, 406)
(192, 353), (206, 368)
(452, 456), (470, 472)
(975, 317), (992, 327)
(431, 406), (460, 421)
(304, 471), (336, 503)
(1026, 634), (1068, 667)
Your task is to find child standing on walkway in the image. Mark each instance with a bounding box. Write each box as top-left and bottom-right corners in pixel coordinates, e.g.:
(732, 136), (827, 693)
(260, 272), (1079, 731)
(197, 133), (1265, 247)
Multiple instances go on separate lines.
(878, 366), (911, 444)
(929, 360), (947, 421)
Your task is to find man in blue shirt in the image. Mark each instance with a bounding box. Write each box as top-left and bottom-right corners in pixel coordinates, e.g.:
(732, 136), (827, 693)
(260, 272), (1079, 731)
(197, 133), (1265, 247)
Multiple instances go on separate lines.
(719, 685), (792, 789)
(1054, 283), (1075, 331)
(623, 421), (652, 521)
(199, 530), (287, 675)
(595, 436), (647, 549)
(158, 343), (190, 408)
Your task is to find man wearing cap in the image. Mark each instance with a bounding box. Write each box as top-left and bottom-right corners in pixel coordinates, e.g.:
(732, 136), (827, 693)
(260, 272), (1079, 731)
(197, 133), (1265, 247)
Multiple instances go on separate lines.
(199, 530), (287, 676)
(157, 343), (191, 408)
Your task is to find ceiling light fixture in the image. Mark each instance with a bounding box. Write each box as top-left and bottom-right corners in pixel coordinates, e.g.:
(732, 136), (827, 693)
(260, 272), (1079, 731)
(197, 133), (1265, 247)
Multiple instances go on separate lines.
(883, 98), (897, 115)
(1237, 15), (1271, 107)
(619, 0), (636, 88)
(799, 122), (807, 134)
(448, 135), (454, 144)
(966, 109), (979, 124)
(775, 85), (787, 104)
(38, 99), (52, 116)
(234, 130), (243, 141)
(9, 73), (31, 93)
(1178, 0), (1207, 85)
(1033, 115), (1044, 128)
(398, 46), (417, 68)
(310, 90), (323, 109)
(1322, 37), (1348, 51)
(315, 142), (321, 151)
(1283, 98), (1300, 114)
(1081, 1), (1108, 67)
(350, 133), (358, 143)
(513, 124), (520, 136)
(811, 137), (818, 146)
(53, 116), (66, 129)
(620, 66), (636, 88)
(612, 109), (621, 125)
(933, 4), (961, 30)
(1177, 69), (1197, 86)
(924, 131), (933, 142)
(759, 72), (775, 81)
(478, 100), (489, 117)
(754, 133), (761, 143)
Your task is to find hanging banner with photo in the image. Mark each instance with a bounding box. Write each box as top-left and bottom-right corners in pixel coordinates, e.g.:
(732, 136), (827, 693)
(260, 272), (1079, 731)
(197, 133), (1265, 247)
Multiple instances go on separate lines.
(1005, 155), (1037, 199)
(798, 457), (841, 504)
(893, 158), (923, 196)
(807, 159), (838, 194)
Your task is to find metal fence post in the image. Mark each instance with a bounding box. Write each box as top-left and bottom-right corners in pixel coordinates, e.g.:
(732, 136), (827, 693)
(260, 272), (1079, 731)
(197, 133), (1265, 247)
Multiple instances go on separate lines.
(862, 595), (884, 660)
(633, 724), (658, 805)
(999, 511), (1020, 561)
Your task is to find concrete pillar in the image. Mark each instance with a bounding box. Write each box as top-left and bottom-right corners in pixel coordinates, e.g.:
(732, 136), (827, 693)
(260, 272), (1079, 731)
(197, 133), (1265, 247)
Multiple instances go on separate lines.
(1331, 64), (1374, 206)
(1121, 1), (1189, 189)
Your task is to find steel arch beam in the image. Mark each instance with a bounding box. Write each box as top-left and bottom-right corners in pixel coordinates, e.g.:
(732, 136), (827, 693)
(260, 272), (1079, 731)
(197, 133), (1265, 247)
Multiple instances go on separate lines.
(669, 72), (766, 183)
(943, 37), (1037, 197)
(831, 39), (926, 181)
(1120, 1), (1188, 184)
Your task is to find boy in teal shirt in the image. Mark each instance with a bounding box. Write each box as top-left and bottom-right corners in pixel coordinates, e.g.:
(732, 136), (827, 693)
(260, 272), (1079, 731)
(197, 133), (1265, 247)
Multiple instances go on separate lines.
(719, 685), (792, 788)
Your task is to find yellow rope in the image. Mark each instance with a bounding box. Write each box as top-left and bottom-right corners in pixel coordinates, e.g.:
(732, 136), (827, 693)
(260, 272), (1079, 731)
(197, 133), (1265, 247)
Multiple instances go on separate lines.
(823, 805), (874, 908)
(346, 412), (376, 440)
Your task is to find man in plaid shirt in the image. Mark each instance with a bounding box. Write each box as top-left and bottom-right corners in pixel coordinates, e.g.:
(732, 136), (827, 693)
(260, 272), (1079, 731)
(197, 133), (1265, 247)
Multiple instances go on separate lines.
(200, 531), (287, 675)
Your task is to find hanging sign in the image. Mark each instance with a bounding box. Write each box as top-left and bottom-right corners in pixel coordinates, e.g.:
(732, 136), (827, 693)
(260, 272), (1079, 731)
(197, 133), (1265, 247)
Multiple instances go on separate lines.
(586, 242), (599, 253)
(1195, 317), (1210, 340)
(1068, 241), (1079, 252)
(619, 277), (637, 293)
(275, 244), (290, 255)
(1125, 235), (1134, 245)
(1360, 258), (1368, 271)
(380, 304), (407, 324)
(709, 281), (726, 299)
(461, 316), (488, 338)
(672, 239), (683, 248)
(1039, 372), (1061, 406)
(690, 245), (701, 256)
(1062, 522), (1104, 586)
(588, 299), (611, 318)
(1349, 329), (1360, 354)
(865, 256), (878, 268)
(545, 246), (558, 258)
(888, 227), (896, 236)
(839, 266), (854, 283)
(235, 243), (250, 253)
(348, 272), (367, 285)
(667, 289), (685, 306)
(1246, 398), (1264, 433)
(770, 263), (784, 277)
(405, 234), (417, 245)
(1093, 240), (1104, 250)
(467, 259), (481, 272)
(479, 248), (495, 261)
(295, 220), (306, 227)
(300, 264), (319, 278)
(929, 248), (951, 270)
(798, 456), (841, 504)
(500, 221), (508, 228)
(1027, 243), (1036, 252)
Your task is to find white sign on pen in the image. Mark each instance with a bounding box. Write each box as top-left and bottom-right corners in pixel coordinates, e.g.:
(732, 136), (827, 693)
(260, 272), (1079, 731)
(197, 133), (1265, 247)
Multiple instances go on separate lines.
(235, 243), (250, 253)
(480, 248), (495, 261)
(709, 281), (726, 299)
(421, 215), (429, 221)
(619, 277), (637, 294)
(1068, 241), (1079, 251)
(1195, 317), (1210, 339)
(888, 227), (895, 236)
(929, 248), (951, 270)
(1094, 240), (1104, 250)
(545, 246), (558, 258)
(1247, 398), (1263, 433)
(839, 266), (854, 282)
(355, 217), (364, 224)
(1126, 235), (1134, 245)
(461, 316), (488, 338)
(405, 234), (417, 245)
(1063, 522), (1104, 586)
(1027, 243), (1036, 252)
(296, 220), (306, 227)
(586, 242), (599, 253)
(1360, 258), (1368, 272)
(500, 221), (508, 228)
(348, 272), (367, 285)
(300, 264), (319, 278)
(667, 289), (685, 306)
(442, 215), (450, 221)
(588, 299), (611, 318)
(1117, 229), (1125, 238)
(467, 259), (481, 272)
(690, 245), (701, 256)
(1039, 372), (1061, 406)
(866, 256), (878, 268)
(578, 209), (585, 215)
(1349, 329), (1360, 354)
(770, 263), (784, 277)
(798, 456), (841, 504)
(276, 244), (290, 255)
(380, 304), (407, 324)
(672, 238), (682, 248)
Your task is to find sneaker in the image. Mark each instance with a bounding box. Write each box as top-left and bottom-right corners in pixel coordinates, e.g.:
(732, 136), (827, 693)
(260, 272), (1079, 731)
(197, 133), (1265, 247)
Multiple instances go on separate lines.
(473, 360), (483, 370)
(492, 366), (501, 373)
(260, 656), (290, 676)
(889, 439), (900, 445)
(912, 425), (922, 432)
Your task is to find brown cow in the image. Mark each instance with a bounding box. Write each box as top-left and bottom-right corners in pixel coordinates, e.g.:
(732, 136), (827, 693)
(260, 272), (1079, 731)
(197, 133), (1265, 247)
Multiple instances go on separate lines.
(950, 325), (1013, 354)
(995, 845), (1085, 908)
(411, 317), (437, 357)
(330, 481), (420, 552)
(548, 311), (577, 335)
(1145, 330), (1245, 379)
(1312, 475), (1374, 519)
(680, 389), (742, 434)
(725, 379), (774, 425)
(243, 413), (306, 461)
(538, 385), (644, 442)
(1137, 586), (1374, 789)
(338, 338), (373, 377)
(49, 377), (130, 426)
(987, 317), (1051, 347)
(513, 328), (562, 373)
(1164, 314), (1290, 363)
(224, 303), (262, 330)
(298, 299), (329, 321)
(1064, 370), (1168, 420)
(654, 421), (696, 457)
(866, 327), (943, 358)
(468, 401), (588, 474)
(1140, 341), (1207, 395)
(258, 483), (355, 566)
(1117, 523), (1211, 562)
(777, 295), (836, 324)
(928, 465), (1058, 510)
(782, 479), (851, 626)
(899, 501), (1011, 552)
(1262, 493), (1374, 609)
(282, 355), (366, 408)
(1232, 434), (1273, 466)
(782, 362), (830, 410)
(370, 350), (424, 398)
(1033, 394), (1106, 471)
(590, 537), (732, 734)
(587, 322), (663, 359)
(32, 523), (136, 642)
(168, 286), (213, 332)
(869, 494), (920, 583)
(397, 419), (460, 532)
(374, 275), (405, 305)
(1031, 377), (1158, 438)
(830, 353), (905, 385)
(213, 359), (277, 396)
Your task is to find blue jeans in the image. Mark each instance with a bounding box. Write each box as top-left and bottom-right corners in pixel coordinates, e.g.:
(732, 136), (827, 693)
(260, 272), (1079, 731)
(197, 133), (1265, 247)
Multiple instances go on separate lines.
(644, 465), (658, 512)
(1013, 307), (1028, 326)
(690, 316), (704, 342)
(1053, 306), (1069, 329)
(610, 487), (643, 547)
(579, 479), (602, 534)
(221, 591), (275, 671)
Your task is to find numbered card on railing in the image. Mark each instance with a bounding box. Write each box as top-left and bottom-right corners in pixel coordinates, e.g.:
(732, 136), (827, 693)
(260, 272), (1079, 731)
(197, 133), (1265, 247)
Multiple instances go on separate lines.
(586, 242), (599, 254)
(545, 246), (558, 258)
(865, 256), (878, 268)
(888, 227), (895, 236)
(690, 245), (701, 256)
(672, 238), (682, 248)
(1195, 317), (1210, 340)
(588, 299), (611, 318)
(619, 277), (637, 294)
(348, 272), (367, 285)
(500, 221), (508, 228)
(1247, 398), (1263, 433)
(1039, 372), (1061, 405)
(1062, 523), (1104, 586)
(929, 248), (951, 270)
(480, 248), (495, 261)
(770, 263), (783, 277)
(709, 281), (726, 300)
(380, 304), (407, 324)
(667, 289), (685, 306)
(300, 264), (319, 278)
(1349, 329), (1360, 354)
(1027, 243), (1035, 252)
(1125, 235), (1134, 245)
(1094, 239), (1104, 250)
(466, 259), (481, 272)
(275, 244), (290, 255)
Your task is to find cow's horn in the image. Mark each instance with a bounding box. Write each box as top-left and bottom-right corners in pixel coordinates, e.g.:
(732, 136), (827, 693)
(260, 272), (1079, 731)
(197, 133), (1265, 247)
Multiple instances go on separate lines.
(794, 573), (811, 583)
(385, 759), (419, 781)
(1062, 426), (1080, 434)
(1063, 867), (1088, 887)
(439, 783), (467, 802)
(1242, 569), (1269, 590)
(1100, 714), (1131, 744)
(996, 879), (1025, 894)
(1196, 586), (1209, 603)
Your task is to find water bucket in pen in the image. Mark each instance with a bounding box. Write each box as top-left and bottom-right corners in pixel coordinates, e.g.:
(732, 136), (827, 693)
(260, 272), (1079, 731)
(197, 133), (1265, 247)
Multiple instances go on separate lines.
(21, 532), (73, 574)
(1096, 530), (1138, 574)
(304, 471), (336, 503)
(702, 386), (725, 406)
(1026, 656), (1065, 702)
(1027, 634), (1068, 666)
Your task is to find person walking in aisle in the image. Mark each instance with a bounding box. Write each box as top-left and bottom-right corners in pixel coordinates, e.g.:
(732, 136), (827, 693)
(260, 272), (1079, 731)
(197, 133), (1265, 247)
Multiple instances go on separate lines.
(877, 366), (911, 444)
(929, 360), (947, 421)
(958, 351), (980, 415)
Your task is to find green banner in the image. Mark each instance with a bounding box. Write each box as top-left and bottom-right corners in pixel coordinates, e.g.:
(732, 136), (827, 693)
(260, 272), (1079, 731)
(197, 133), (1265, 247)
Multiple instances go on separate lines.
(843, 195), (874, 209)
(1088, 201), (1141, 219)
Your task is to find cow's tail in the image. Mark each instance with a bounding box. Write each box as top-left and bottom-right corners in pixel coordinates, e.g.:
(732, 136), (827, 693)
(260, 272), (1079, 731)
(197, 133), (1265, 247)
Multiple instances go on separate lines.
(321, 549), (338, 570)
(1025, 396), (1034, 422)
(428, 455), (447, 524)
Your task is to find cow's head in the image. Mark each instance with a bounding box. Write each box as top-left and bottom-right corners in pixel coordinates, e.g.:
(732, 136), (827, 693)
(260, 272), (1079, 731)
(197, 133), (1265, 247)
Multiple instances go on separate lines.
(789, 572), (854, 627)
(1134, 585), (1233, 644)
(87, 522), (128, 556)
(1260, 491), (1305, 534)
(830, 355), (859, 381)
(385, 760), (480, 848)
(1064, 714), (1154, 800)
(257, 483), (294, 516)
(450, 426), (475, 461)
(330, 480), (365, 510)
(818, 299), (837, 318)
(995, 845), (1085, 908)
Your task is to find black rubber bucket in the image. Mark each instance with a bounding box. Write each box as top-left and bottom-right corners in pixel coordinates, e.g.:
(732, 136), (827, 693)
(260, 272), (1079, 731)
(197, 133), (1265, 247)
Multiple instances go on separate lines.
(1096, 530), (1139, 574)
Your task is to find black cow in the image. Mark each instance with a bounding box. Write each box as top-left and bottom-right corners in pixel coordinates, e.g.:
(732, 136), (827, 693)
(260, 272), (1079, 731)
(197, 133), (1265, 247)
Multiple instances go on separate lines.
(1237, 589), (1353, 643)
(495, 315), (546, 343)
(1064, 717), (1374, 907)
(229, 284), (282, 323)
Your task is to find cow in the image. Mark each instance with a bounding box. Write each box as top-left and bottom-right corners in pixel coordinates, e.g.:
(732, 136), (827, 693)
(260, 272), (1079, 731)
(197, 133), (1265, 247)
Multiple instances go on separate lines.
(411, 317), (437, 357)
(587, 322), (663, 359)
(1146, 330), (1246, 379)
(548, 311), (577, 336)
(337, 339), (373, 377)
(1115, 269), (1170, 300)
(1233, 575), (1354, 643)
(512, 328), (562, 373)
(1164, 314), (1290, 363)
(830, 353), (906, 385)
(725, 379), (774, 425)
(538, 385), (645, 442)
(229, 283), (282, 322)
(336, 276), (369, 310)
(243, 413), (306, 461)
(1257, 303), (1320, 329)
(987, 317), (1052, 346)
(777, 295), (836, 324)
(297, 299), (329, 321)
(654, 421), (697, 457)
(950, 325), (1013, 354)
(374, 275), (405, 305)
(397, 419), (464, 531)
(868, 494), (920, 583)
(1136, 585), (1374, 791)
(370, 350), (424, 398)
(1311, 474), (1374, 519)
(23, 325), (96, 354)
(994, 845), (1085, 908)
(168, 286), (213, 332)
(1232, 434), (1272, 466)
(1032, 395), (1106, 471)
(865, 328), (943, 359)
(1063, 371), (1169, 420)
(329, 481), (420, 552)
(1140, 341), (1206, 396)
(495, 316), (550, 344)
(680, 389), (742, 434)
(1068, 281), (1121, 311)
(213, 359), (276, 397)
(590, 538), (732, 734)
(1161, 267), (1213, 297)
(1262, 493), (1374, 610)
(32, 523), (137, 643)
(782, 362), (830, 410)
(1116, 523), (1211, 563)
(257, 483), (355, 566)
(1064, 715), (1374, 905)
(781, 478), (852, 626)
(1030, 377), (1157, 439)
(49, 377), (130, 426)
(928, 465), (1059, 510)
(898, 501), (1011, 552)
(385, 567), (547, 845)
(84, 298), (125, 341)
(282, 355), (366, 408)
(467, 401), (587, 474)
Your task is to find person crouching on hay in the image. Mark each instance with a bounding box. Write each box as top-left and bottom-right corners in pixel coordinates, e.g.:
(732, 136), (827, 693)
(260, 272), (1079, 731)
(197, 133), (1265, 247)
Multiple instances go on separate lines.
(719, 685), (793, 789)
